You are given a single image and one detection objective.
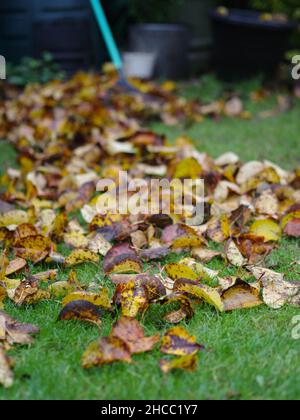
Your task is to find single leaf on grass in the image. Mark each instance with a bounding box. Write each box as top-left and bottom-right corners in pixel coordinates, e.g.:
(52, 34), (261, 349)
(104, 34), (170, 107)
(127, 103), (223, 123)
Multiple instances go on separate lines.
(103, 243), (142, 275)
(0, 347), (13, 388)
(221, 280), (263, 312)
(159, 354), (198, 374)
(62, 290), (111, 310)
(174, 279), (224, 312)
(82, 337), (132, 369)
(58, 300), (102, 326)
(64, 250), (99, 266)
(111, 317), (160, 354)
(225, 239), (246, 267)
(249, 219), (281, 242)
(161, 326), (204, 356)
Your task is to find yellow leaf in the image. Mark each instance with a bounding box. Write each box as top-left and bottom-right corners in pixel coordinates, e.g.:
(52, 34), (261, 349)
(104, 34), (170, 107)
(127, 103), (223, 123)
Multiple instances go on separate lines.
(249, 219), (281, 242)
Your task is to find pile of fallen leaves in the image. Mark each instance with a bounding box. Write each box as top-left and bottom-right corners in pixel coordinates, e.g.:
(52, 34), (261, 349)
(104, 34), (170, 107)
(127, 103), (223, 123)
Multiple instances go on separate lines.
(0, 71), (299, 387)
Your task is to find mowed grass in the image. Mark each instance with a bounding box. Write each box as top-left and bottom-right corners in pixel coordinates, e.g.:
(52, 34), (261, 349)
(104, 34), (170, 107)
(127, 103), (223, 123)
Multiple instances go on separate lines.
(0, 76), (299, 400)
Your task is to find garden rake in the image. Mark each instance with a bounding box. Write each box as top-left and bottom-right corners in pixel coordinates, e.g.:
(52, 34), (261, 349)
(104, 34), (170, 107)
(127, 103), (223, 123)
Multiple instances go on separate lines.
(90, 0), (140, 94)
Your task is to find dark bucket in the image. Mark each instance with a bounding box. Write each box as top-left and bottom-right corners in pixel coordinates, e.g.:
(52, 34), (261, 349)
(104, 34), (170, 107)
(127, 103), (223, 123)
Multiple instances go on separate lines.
(129, 24), (191, 79)
(210, 9), (297, 80)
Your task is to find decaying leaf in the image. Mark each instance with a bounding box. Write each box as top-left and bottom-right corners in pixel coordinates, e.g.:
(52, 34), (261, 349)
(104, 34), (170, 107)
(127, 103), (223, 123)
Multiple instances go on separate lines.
(111, 317), (160, 354)
(117, 282), (149, 318)
(0, 310), (40, 346)
(62, 290), (111, 310)
(5, 258), (27, 276)
(13, 235), (52, 263)
(65, 250), (99, 267)
(191, 247), (222, 263)
(161, 326), (204, 356)
(82, 337), (132, 368)
(225, 239), (246, 267)
(162, 294), (195, 324)
(221, 280), (263, 312)
(104, 243), (142, 274)
(174, 280), (224, 312)
(58, 300), (102, 326)
(165, 263), (199, 282)
(159, 354), (197, 374)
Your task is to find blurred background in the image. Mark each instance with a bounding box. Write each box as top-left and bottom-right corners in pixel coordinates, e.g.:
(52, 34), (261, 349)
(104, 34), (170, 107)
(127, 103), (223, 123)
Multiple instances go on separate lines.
(0, 0), (299, 82)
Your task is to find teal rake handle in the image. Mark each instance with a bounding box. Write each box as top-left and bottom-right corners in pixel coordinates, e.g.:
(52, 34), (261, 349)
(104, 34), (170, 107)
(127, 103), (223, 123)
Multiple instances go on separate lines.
(90, 0), (123, 70)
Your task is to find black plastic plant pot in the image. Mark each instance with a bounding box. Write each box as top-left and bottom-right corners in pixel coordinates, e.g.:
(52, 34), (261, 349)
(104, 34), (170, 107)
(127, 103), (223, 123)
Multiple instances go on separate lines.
(129, 24), (191, 79)
(210, 9), (297, 81)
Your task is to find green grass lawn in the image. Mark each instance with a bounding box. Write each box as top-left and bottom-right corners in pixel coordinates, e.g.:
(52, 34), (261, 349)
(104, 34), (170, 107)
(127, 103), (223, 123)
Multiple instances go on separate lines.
(0, 76), (299, 400)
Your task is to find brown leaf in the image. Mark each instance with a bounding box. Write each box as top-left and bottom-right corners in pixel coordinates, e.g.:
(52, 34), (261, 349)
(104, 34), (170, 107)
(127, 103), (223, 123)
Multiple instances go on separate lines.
(221, 280), (263, 312)
(13, 235), (52, 263)
(82, 337), (131, 369)
(284, 218), (300, 237)
(5, 258), (27, 276)
(111, 317), (160, 354)
(0, 310), (40, 346)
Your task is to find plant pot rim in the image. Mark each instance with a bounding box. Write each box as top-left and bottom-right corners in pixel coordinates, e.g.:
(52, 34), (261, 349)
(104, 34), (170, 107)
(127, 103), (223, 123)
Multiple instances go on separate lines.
(210, 8), (297, 30)
(131, 23), (190, 32)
